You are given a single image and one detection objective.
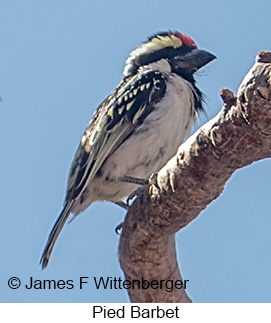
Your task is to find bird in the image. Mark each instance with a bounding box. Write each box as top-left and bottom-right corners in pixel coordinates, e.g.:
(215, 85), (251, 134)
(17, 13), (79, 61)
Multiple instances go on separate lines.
(40, 31), (216, 269)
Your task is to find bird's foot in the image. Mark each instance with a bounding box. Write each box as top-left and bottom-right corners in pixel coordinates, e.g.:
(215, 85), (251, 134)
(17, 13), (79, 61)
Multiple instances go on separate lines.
(125, 172), (158, 206)
(114, 173), (158, 234)
(126, 186), (145, 205)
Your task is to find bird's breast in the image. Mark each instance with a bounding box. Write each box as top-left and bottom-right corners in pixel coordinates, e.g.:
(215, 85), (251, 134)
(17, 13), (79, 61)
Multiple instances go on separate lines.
(103, 74), (196, 180)
(80, 74), (197, 203)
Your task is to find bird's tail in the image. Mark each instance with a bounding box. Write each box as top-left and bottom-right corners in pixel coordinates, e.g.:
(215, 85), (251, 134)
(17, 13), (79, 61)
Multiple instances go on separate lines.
(40, 200), (74, 269)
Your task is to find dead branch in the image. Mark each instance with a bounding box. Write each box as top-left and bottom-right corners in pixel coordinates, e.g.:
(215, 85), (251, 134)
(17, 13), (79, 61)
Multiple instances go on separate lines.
(118, 51), (271, 303)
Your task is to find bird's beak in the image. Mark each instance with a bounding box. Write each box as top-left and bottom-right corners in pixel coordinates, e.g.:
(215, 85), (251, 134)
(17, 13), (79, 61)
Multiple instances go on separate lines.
(173, 49), (216, 74)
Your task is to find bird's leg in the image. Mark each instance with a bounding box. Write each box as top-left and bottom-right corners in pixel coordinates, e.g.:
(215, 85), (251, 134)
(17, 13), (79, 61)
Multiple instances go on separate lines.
(115, 175), (149, 209)
(125, 172), (158, 205)
(114, 173), (158, 234)
(126, 186), (146, 205)
(120, 175), (149, 186)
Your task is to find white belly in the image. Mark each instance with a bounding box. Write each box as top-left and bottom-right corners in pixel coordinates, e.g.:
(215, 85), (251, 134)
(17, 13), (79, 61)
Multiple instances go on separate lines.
(79, 74), (196, 206)
(106, 74), (194, 176)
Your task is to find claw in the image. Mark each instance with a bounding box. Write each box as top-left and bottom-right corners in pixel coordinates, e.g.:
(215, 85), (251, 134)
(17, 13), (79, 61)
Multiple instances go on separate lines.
(115, 222), (123, 234)
(114, 173), (158, 234)
(126, 186), (145, 205)
(149, 172), (158, 186)
(124, 172), (158, 205)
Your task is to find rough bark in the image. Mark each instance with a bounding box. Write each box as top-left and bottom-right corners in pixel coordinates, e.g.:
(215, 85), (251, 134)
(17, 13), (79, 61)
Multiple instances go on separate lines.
(118, 51), (271, 303)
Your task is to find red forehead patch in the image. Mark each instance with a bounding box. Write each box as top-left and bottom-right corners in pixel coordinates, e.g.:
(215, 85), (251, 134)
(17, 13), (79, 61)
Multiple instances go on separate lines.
(174, 33), (198, 49)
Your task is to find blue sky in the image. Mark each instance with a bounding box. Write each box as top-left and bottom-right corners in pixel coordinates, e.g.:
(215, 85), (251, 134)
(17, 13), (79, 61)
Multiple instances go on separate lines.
(1, 0), (271, 302)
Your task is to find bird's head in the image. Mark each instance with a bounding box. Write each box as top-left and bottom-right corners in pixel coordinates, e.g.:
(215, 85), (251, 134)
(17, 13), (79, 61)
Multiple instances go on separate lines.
(123, 31), (216, 81)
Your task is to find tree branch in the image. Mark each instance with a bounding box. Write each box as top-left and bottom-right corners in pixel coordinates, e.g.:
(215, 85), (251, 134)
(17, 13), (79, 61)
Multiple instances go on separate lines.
(118, 51), (271, 303)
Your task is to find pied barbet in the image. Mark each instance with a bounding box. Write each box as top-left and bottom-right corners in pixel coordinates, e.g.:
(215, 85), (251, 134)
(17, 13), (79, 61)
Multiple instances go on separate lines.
(40, 31), (216, 269)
